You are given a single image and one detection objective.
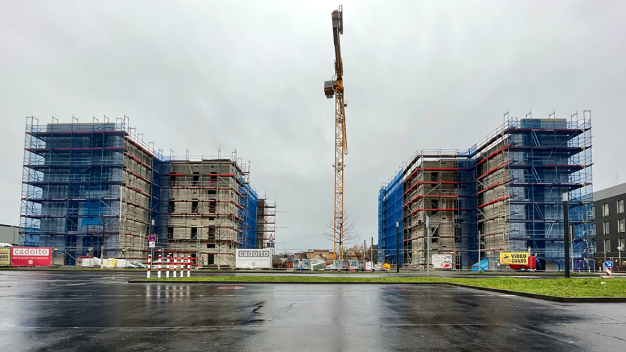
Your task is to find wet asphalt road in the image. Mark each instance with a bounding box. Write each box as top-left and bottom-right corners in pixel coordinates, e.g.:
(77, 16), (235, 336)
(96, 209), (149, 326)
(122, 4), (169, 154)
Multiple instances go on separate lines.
(0, 271), (625, 351)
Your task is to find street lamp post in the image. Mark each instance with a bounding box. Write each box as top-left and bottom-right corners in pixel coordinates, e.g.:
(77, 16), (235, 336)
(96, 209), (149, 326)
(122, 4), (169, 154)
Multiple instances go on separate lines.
(363, 239), (366, 271)
(217, 224), (221, 271)
(396, 220), (399, 273)
(371, 236), (374, 268)
(100, 219), (105, 269)
(426, 216), (430, 277)
(477, 233), (482, 273)
(562, 192), (570, 278)
(100, 242), (104, 268)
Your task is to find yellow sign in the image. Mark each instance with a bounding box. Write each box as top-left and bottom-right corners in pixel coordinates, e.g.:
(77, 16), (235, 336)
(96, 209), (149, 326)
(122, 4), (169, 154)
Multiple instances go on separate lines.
(499, 252), (529, 265)
(0, 248), (10, 266)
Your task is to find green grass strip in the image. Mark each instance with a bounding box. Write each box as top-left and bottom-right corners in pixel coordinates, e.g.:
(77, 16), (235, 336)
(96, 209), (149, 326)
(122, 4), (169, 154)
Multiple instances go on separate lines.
(140, 276), (626, 297)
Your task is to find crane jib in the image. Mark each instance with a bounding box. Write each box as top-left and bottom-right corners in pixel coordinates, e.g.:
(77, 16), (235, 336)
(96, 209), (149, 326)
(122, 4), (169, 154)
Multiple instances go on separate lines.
(324, 6), (347, 259)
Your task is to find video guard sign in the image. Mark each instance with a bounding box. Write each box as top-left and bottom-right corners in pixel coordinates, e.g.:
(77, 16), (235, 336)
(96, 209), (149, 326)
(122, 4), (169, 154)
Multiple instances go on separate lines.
(235, 249), (272, 269)
(499, 252), (529, 265)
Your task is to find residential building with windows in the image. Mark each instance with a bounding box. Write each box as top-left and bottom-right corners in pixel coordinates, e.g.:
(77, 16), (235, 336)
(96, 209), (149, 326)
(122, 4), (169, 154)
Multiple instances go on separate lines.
(593, 183), (626, 271)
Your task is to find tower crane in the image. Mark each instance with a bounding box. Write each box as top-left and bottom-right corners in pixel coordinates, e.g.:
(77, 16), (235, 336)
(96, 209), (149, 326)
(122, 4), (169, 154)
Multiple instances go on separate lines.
(324, 6), (347, 259)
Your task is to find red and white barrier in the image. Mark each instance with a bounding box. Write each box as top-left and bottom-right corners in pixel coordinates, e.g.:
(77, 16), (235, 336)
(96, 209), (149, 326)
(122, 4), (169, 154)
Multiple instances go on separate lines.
(158, 254), (162, 278)
(173, 254), (177, 278)
(147, 253), (194, 279)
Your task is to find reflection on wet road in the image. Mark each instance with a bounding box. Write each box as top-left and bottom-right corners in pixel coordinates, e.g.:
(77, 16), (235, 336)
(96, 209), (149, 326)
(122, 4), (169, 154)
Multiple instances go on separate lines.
(0, 271), (624, 351)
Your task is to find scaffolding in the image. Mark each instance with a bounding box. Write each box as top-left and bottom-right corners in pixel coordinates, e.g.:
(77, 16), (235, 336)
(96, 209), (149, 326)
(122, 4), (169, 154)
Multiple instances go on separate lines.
(474, 113), (593, 269)
(378, 170), (403, 265)
(239, 180), (258, 249)
(378, 112), (593, 270)
(164, 154), (252, 267)
(20, 117), (271, 266)
(20, 116), (164, 265)
(395, 150), (477, 269)
(257, 197), (277, 249)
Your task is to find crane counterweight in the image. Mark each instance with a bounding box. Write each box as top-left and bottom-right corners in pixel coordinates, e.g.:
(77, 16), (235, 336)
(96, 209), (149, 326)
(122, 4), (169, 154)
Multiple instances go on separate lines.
(324, 80), (336, 98)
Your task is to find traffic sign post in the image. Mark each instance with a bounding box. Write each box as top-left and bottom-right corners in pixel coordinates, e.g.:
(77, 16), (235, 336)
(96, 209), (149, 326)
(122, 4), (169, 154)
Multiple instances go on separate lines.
(147, 254), (151, 278)
(604, 261), (613, 276)
(148, 235), (157, 269)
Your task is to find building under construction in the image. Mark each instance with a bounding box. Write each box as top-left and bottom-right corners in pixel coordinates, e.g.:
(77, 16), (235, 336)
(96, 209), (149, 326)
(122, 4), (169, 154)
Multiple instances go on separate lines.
(256, 197), (277, 249)
(19, 116), (276, 266)
(379, 112), (593, 270)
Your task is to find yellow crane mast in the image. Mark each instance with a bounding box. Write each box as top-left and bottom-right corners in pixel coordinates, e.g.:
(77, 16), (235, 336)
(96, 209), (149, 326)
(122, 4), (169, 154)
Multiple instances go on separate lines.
(324, 6), (347, 259)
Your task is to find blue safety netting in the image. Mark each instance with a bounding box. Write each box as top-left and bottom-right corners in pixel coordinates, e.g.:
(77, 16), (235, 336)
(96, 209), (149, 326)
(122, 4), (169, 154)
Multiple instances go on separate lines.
(378, 170), (404, 265)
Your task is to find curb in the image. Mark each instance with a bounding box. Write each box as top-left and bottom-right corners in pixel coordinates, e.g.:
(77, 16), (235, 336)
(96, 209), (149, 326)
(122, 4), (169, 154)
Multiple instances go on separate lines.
(0, 268), (147, 272)
(128, 280), (626, 303)
(128, 280), (448, 285)
(447, 283), (626, 302)
(1, 268), (609, 278)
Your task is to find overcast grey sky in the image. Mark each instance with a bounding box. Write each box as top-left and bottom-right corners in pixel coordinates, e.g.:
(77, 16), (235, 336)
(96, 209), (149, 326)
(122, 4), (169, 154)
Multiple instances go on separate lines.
(1, 0), (625, 251)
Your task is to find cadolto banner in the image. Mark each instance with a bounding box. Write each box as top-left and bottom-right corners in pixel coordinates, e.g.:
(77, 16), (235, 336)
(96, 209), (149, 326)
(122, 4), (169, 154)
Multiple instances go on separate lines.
(11, 247), (52, 266)
(235, 249), (272, 269)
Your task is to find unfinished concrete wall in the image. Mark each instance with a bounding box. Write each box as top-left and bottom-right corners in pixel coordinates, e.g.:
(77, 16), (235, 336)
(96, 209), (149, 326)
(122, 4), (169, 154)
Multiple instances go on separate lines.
(403, 157), (466, 269)
(476, 139), (511, 258)
(166, 160), (246, 267)
(120, 138), (153, 260)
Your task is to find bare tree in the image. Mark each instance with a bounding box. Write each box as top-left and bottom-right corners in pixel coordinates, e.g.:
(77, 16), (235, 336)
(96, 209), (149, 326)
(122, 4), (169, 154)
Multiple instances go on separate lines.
(349, 243), (367, 260)
(323, 214), (360, 255)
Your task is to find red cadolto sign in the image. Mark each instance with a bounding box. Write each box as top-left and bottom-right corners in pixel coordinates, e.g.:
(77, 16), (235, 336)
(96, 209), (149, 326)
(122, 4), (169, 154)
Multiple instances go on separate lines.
(10, 247), (52, 266)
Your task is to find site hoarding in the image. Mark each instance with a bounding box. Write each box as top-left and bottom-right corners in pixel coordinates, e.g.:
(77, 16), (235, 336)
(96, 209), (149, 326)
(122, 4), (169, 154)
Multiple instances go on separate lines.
(431, 254), (453, 269)
(333, 260), (342, 269)
(0, 248), (10, 266)
(235, 249), (272, 269)
(499, 252), (529, 265)
(10, 247), (52, 266)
